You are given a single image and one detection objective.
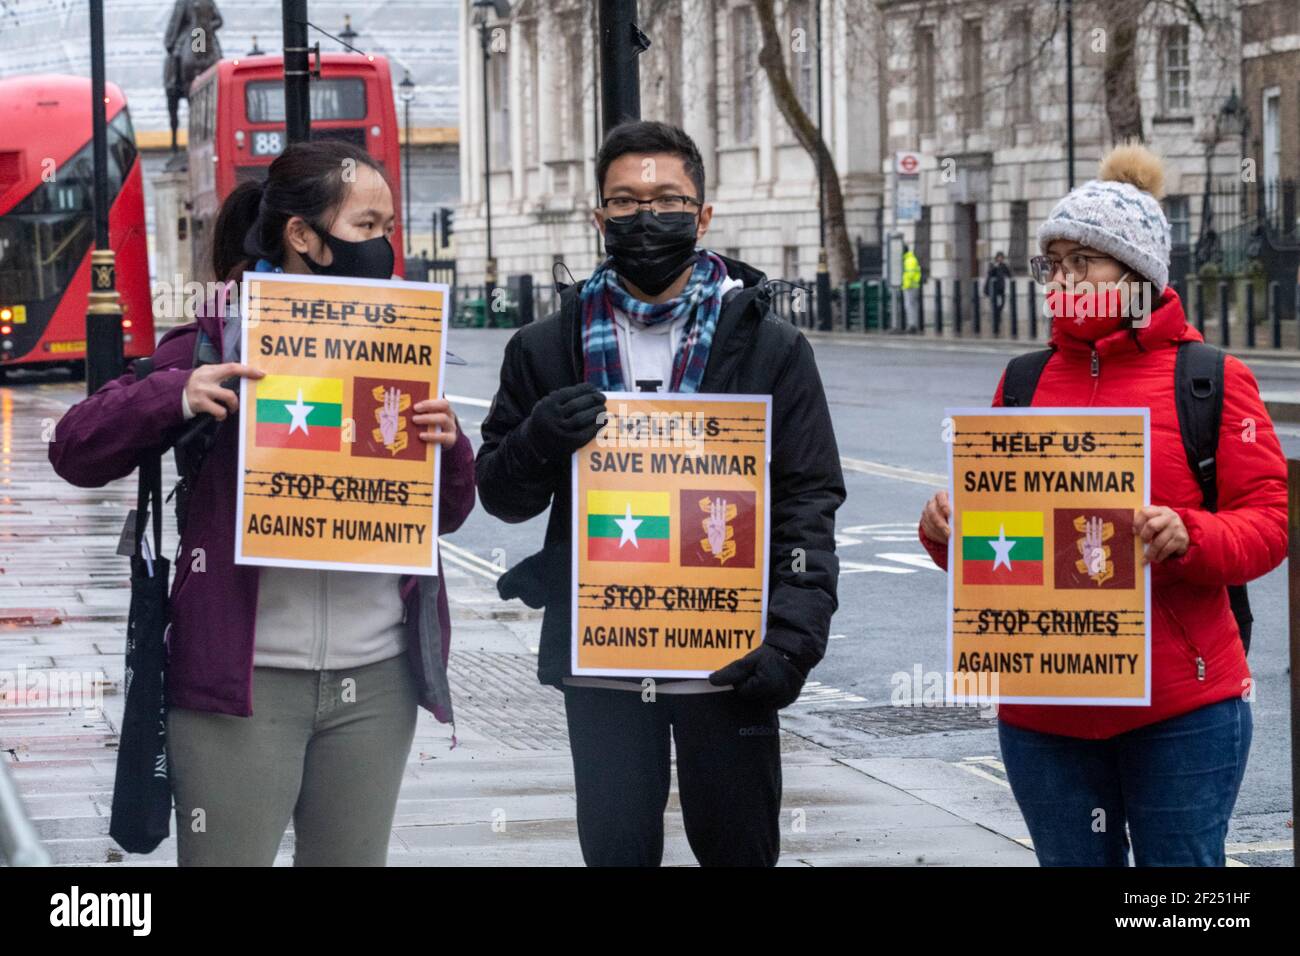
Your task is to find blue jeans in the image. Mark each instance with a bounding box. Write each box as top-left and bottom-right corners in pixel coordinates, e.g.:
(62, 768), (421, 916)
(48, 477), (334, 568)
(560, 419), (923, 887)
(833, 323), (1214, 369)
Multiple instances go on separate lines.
(998, 697), (1252, 866)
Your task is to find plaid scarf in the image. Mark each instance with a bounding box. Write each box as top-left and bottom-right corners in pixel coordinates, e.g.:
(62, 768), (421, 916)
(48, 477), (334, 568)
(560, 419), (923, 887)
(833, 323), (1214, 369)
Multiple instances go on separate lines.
(580, 250), (729, 393)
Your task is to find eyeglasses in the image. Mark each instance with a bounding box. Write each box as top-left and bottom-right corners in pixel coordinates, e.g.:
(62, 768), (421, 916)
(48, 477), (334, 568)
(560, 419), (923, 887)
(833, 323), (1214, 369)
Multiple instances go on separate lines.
(600, 195), (702, 220)
(1029, 252), (1117, 284)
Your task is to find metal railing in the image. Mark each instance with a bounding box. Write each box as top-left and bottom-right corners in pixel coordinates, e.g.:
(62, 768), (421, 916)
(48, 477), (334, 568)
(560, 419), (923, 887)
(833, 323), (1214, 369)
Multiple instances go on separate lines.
(437, 267), (1300, 352)
(0, 759), (50, 866)
(769, 274), (1300, 351)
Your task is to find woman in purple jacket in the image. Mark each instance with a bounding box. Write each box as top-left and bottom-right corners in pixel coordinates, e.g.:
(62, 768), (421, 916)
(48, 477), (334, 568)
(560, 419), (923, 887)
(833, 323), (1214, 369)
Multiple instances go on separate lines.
(49, 141), (476, 866)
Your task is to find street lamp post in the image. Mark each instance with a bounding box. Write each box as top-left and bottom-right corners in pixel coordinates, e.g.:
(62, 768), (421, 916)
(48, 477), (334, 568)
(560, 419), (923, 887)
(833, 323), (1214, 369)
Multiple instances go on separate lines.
(282, 0), (311, 144)
(598, 0), (648, 137)
(400, 70), (415, 258)
(85, 0), (122, 394)
(814, 0), (831, 332)
(1195, 90), (1247, 270)
(1065, 0), (1075, 190)
(339, 14), (358, 50)
(473, 1), (511, 313)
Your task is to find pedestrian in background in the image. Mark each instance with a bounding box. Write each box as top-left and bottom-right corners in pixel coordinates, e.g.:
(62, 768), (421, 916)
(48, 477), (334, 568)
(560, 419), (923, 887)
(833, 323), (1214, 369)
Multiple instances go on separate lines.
(476, 121), (844, 867)
(984, 251), (1012, 328)
(901, 243), (922, 333)
(917, 143), (1287, 866)
(49, 141), (477, 866)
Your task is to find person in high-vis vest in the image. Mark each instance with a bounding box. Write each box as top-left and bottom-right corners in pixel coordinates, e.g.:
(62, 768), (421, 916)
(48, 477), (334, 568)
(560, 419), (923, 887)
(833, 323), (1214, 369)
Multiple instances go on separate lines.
(901, 244), (922, 332)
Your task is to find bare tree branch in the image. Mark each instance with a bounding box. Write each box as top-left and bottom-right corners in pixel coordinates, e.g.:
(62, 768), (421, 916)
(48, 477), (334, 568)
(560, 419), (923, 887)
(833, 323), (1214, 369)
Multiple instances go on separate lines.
(751, 0), (855, 283)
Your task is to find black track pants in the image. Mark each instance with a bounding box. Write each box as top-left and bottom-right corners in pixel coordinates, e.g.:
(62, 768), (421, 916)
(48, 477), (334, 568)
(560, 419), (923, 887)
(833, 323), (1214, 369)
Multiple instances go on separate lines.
(562, 684), (782, 867)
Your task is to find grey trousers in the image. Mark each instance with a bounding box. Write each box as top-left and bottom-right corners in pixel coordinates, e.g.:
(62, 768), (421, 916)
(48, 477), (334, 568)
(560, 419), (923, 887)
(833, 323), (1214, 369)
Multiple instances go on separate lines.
(903, 287), (921, 330)
(166, 652), (418, 866)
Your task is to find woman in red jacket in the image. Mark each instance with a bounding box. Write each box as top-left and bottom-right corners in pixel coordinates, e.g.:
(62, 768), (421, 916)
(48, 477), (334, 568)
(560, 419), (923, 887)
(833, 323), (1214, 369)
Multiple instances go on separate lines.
(918, 144), (1288, 866)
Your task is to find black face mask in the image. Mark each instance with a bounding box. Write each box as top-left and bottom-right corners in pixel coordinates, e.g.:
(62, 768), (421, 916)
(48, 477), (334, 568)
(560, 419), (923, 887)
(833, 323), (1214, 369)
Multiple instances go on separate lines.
(602, 210), (699, 296)
(303, 225), (395, 280)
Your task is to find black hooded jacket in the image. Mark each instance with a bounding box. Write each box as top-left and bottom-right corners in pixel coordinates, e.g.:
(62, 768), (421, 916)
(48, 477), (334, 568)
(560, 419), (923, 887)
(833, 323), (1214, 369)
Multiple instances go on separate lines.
(475, 254), (845, 686)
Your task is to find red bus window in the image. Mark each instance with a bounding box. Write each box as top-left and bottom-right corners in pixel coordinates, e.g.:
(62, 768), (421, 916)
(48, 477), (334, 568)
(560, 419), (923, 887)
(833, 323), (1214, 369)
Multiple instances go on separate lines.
(245, 78), (367, 124)
(0, 151), (21, 193)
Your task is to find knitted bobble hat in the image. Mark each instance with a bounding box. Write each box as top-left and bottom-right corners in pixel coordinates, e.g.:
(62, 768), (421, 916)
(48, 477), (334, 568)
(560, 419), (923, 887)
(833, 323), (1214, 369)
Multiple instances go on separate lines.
(1037, 142), (1171, 291)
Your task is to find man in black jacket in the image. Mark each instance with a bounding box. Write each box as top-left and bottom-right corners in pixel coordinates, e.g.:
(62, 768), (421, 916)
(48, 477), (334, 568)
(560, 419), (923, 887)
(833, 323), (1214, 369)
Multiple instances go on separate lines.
(984, 251), (1013, 328)
(476, 121), (844, 866)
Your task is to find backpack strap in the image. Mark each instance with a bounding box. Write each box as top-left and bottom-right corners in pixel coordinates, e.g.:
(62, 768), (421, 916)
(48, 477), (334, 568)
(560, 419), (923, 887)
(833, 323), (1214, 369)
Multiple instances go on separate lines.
(723, 283), (761, 315)
(1001, 348), (1055, 407)
(1173, 341), (1226, 512)
(128, 358), (163, 565)
(559, 280), (585, 382)
(1172, 340), (1252, 654)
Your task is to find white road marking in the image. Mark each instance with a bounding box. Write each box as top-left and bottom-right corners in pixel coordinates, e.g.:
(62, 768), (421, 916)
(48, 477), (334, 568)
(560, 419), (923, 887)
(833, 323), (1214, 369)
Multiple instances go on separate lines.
(440, 539), (504, 581)
(839, 560), (915, 574)
(839, 457), (946, 487)
(792, 680), (868, 706)
(963, 755), (1007, 772)
(447, 393), (493, 408)
(954, 755), (1012, 789)
(842, 522), (925, 534)
(876, 552), (944, 571)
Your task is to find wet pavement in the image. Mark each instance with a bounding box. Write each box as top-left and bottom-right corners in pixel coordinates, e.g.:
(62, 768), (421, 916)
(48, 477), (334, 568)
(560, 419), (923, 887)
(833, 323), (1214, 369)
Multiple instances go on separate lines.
(0, 365), (1034, 867)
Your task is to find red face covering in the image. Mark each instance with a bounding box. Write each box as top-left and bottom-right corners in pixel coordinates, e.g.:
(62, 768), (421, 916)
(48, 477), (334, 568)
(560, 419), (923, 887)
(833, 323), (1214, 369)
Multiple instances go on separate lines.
(1046, 273), (1133, 342)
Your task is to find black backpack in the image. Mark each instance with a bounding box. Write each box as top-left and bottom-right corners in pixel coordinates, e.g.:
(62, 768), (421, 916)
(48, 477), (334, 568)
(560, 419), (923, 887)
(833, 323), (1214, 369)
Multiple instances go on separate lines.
(1001, 341), (1254, 655)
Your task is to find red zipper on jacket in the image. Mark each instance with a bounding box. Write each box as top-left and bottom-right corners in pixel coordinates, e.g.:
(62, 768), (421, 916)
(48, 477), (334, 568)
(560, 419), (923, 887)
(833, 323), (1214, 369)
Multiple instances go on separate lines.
(1089, 348), (1101, 404)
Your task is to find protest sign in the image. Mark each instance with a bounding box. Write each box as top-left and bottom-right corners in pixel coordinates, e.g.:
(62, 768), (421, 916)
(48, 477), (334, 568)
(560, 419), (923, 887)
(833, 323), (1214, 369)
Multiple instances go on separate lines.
(235, 272), (447, 574)
(946, 407), (1151, 705)
(571, 394), (771, 677)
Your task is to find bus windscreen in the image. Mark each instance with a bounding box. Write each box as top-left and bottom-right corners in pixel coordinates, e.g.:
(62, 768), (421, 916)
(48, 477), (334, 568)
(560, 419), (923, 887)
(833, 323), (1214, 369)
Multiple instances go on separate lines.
(0, 111), (134, 304)
(245, 78), (368, 124)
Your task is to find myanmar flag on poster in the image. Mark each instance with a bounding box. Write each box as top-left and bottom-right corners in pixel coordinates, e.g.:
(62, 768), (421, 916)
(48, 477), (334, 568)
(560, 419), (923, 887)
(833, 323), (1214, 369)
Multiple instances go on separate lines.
(962, 511), (1044, 585)
(587, 490), (670, 563)
(255, 375), (343, 452)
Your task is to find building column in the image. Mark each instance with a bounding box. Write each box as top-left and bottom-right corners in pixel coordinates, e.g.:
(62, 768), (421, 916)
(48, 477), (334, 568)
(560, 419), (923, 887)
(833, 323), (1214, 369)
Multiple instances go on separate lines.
(580, 12), (597, 194)
(458, 0), (475, 206)
(536, 8), (558, 197)
(681, 0), (716, 188)
(757, 45), (774, 188)
(509, 18), (527, 205)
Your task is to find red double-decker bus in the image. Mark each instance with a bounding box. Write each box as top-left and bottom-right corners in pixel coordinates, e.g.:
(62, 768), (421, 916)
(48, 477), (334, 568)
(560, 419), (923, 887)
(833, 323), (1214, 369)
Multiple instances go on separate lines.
(0, 75), (153, 377)
(187, 53), (405, 282)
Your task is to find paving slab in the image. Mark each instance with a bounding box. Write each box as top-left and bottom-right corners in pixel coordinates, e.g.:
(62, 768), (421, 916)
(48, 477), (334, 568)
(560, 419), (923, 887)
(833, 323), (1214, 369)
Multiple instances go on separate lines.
(1, 380), (1035, 867)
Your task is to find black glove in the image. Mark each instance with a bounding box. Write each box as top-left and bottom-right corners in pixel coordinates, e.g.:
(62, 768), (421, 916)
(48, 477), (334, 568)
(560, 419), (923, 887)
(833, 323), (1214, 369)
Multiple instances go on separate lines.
(496, 541), (565, 609)
(518, 382), (607, 462)
(709, 644), (809, 710)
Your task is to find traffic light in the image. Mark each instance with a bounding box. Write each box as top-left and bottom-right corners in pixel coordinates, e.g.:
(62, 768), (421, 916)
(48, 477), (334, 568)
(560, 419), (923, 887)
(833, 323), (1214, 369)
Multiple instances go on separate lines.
(437, 206), (455, 249)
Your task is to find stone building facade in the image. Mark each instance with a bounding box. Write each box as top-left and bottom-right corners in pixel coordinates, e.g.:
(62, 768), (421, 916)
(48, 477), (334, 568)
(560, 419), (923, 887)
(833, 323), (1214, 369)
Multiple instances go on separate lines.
(454, 0), (885, 290)
(1241, 0), (1300, 188)
(877, 0), (1245, 284)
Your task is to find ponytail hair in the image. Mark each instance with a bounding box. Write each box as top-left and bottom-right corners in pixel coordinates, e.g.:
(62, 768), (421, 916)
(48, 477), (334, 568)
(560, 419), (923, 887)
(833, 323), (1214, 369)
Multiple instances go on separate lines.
(211, 180), (265, 283)
(210, 139), (389, 282)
